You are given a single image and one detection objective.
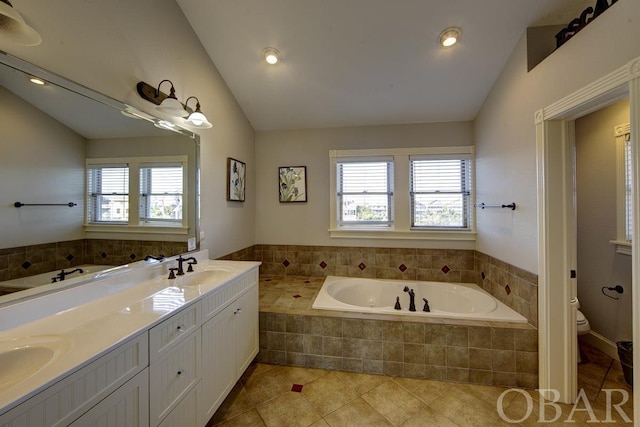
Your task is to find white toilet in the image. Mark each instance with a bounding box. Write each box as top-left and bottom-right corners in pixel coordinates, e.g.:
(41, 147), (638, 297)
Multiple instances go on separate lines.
(576, 308), (591, 362)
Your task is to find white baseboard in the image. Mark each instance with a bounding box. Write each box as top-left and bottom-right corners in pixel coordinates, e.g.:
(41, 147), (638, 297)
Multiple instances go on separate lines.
(579, 331), (619, 361)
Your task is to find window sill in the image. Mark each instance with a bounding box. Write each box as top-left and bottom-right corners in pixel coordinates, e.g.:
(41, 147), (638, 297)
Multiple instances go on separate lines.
(610, 239), (632, 256)
(85, 224), (189, 235)
(329, 228), (476, 241)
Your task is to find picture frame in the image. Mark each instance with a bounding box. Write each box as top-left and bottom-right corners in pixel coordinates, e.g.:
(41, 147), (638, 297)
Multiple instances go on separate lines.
(227, 157), (246, 202)
(279, 166), (307, 203)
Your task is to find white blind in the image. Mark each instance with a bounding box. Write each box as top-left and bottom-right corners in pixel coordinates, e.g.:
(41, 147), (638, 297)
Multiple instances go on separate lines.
(410, 158), (471, 229)
(139, 164), (183, 222)
(337, 159), (393, 225)
(624, 135), (633, 241)
(87, 165), (129, 223)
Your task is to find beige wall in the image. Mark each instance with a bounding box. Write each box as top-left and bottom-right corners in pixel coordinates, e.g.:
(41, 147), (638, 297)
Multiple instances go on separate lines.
(575, 99), (632, 343)
(0, 85), (85, 248)
(255, 122), (473, 248)
(474, 0), (640, 274)
(0, 0), (256, 259)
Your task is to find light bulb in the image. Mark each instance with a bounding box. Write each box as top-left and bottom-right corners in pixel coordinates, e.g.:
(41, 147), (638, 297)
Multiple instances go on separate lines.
(262, 48), (281, 65)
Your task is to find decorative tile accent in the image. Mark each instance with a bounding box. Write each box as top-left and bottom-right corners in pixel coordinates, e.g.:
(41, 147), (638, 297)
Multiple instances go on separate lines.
(481, 271), (486, 280)
(505, 284), (511, 295)
(398, 264), (407, 272)
(319, 261), (327, 269)
(291, 384), (303, 392)
(21, 261), (31, 270)
(304, 280), (311, 283)
(66, 254), (74, 261)
(441, 265), (450, 274)
(293, 295), (302, 299)
(358, 263), (367, 271)
(129, 253), (137, 260)
(283, 260), (290, 267)
(101, 252), (108, 259)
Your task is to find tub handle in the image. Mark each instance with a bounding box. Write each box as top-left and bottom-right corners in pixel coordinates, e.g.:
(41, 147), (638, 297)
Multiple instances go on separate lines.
(422, 298), (430, 312)
(394, 296), (401, 310)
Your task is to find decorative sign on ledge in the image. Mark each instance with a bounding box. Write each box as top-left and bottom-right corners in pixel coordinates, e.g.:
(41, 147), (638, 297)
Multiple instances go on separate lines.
(555, 0), (618, 49)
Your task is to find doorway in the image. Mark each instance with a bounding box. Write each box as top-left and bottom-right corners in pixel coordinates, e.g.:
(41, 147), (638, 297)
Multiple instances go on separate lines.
(536, 56), (639, 412)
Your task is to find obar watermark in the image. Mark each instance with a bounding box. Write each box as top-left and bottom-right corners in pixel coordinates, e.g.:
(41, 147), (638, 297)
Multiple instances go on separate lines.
(496, 388), (633, 424)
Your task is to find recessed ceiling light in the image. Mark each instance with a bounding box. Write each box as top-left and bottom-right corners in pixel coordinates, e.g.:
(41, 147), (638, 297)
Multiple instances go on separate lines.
(28, 76), (46, 85)
(262, 47), (281, 65)
(438, 27), (462, 48)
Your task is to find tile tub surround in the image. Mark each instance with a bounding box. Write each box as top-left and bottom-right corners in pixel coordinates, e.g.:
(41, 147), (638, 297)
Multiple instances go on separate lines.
(0, 239), (187, 283)
(222, 245), (538, 326)
(258, 275), (539, 389)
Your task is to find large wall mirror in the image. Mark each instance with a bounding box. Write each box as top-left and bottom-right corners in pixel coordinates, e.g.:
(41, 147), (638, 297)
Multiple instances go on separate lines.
(0, 52), (200, 296)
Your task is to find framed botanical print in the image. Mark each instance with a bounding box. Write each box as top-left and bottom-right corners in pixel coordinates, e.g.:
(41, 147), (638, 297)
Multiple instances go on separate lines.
(279, 166), (307, 202)
(227, 157), (246, 202)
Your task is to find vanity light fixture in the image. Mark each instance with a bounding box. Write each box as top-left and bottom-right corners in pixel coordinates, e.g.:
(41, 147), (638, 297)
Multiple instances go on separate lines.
(262, 47), (281, 65)
(184, 96), (212, 129)
(438, 26), (462, 48)
(0, 0), (41, 46)
(136, 79), (186, 116)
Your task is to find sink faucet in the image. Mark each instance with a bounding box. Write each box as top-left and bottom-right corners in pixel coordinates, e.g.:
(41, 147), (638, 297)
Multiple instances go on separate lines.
(144, 254), (165, 262)
(403, 286), (416, 312)
(51, 268), (84, 283)
(176, 255), (198, 276)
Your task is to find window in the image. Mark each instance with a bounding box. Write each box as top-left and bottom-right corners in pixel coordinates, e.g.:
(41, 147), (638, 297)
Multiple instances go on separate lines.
(329, 147), (475, 241)
(337, 158), (393, 226)
(139, 163), (183, 224)
(410, 156), (472, 229)
(613, 124), (632, 255)
(86, 156), (187, 232)
(87, 164), (129, 223)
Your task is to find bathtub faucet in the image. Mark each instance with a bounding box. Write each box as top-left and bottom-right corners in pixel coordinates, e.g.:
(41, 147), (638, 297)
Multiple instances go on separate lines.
(403, 286), (416, 312)
(422, 298), (430, 312)
(51, 268), (84, 283)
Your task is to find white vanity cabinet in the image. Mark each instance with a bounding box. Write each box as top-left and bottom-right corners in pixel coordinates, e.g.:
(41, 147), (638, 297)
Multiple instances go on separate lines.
(199, 269), (259, 426)
(0, 333), (148, 427)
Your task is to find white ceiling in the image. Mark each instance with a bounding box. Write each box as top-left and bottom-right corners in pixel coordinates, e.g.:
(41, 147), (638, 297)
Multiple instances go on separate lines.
(177, 0), (594, 131)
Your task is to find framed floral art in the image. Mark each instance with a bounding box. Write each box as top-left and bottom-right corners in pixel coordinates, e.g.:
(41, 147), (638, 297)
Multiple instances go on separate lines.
(227, 157), (246, 202)
(279, 166), (307, 203)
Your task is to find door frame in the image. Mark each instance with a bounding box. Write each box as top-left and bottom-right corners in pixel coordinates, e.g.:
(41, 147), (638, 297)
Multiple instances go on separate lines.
(536, 56), (640, 407)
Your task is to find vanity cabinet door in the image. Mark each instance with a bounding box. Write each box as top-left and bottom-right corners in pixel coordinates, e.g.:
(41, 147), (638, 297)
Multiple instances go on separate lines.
(199, 303), (236, 425)
(69, 368), (149, 427)
(149, 330), (201, 427)
(234, 285), (259, 375)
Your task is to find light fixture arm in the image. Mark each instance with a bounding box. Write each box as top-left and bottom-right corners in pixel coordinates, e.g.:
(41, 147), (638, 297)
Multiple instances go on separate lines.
(136, 80), (189, 112)
(156, 79), (176, 98)
(184, 96), (202, 113)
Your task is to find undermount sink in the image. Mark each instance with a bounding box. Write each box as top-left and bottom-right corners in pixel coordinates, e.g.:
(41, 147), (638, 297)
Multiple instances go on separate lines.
(174, 267), (234, 287)
(0, 336), (70, 392)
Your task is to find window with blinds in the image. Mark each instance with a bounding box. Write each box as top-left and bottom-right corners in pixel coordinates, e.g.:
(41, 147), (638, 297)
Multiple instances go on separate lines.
(337, 159), (393, 226)
(139, 164), (183, 223)
(410, 156), (472, 229)
(624, 136), (632, 241)
(87, 164), (129, 223)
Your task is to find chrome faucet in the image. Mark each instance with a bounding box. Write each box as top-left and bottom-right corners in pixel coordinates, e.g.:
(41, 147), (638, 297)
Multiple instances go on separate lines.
(403, 286), (416, 312)
(51, 268), (84, 283)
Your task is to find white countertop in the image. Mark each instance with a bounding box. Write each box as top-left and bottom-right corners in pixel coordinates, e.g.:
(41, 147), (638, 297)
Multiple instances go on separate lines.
(0, 251), (260, 415)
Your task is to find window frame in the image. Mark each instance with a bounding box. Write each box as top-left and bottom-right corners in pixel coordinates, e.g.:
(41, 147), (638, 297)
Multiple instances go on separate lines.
(612, 123), (632, 255)
(409, 154), (473, 230)
(337, 157), (394, 228)
(85, 155), (189, 236)
(329, 146), (476, 242)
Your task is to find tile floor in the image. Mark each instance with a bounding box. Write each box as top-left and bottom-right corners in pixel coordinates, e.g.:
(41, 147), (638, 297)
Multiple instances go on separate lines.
(209, 341), (633, 426)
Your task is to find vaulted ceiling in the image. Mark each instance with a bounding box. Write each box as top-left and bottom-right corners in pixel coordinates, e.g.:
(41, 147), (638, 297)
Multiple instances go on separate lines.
(177, 0), (594, 131)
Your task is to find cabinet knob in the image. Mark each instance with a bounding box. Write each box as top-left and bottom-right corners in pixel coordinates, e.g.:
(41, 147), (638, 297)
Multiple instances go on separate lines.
(177, 325), (184, 332)
(177, 370), (184, 375)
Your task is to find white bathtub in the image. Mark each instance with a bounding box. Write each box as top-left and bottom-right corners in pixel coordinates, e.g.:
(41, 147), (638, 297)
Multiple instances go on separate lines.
(312, 276), (527, 323)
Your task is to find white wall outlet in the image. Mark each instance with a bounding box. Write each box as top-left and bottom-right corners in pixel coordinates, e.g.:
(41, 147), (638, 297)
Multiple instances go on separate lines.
(199, 230), (205, 241)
